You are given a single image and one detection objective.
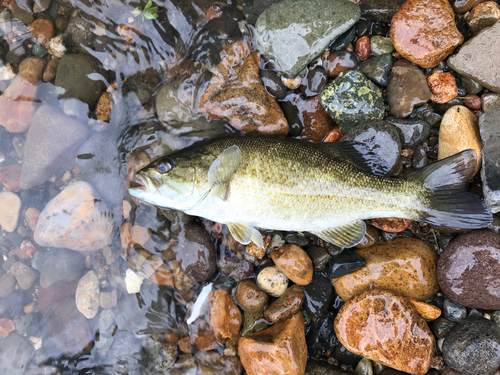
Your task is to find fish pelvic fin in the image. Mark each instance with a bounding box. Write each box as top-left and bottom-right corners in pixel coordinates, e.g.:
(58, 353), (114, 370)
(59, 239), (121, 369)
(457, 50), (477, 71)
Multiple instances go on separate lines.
(208, 145), (242, 201)
(414, 149), (493, 229)
(227, 223), (263, 248)
(311, 220), (366, 248)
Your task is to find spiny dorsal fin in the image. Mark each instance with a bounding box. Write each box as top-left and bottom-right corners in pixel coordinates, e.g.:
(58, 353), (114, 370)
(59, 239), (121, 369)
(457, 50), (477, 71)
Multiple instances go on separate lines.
(227, 223), (263, 247)
(311, 220), (366, 248)
(208, 145), (242, 201)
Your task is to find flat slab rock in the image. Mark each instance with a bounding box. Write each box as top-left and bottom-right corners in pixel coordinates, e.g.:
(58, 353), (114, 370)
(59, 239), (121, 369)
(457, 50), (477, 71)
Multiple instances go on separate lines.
(480, 106), (500, 213)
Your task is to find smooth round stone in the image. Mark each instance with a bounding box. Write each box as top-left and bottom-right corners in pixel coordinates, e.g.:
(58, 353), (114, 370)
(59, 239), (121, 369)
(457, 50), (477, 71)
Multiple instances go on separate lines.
(302, 272), (334, 318)
(75, 270), (100, 319)
(302, 66), (327, 97)
(432, 317), (457, 339)
(443, 317), (500, 375)
(323, 50), (359, 78)
(355, 358), (373, 375)
(359, 0), (406, 22)
(481, 92), (500, 112)
(341, 120), (402, 174)
(329, 25), (356, 51)
(438, 230), (500, 310)
(0, 273), (16, 298)
(10, 262), (37, 290)
(334, 344), (363, 366)
(327, 249), (366, 279)
(359, 53), (393, 87)
(209, 289), (242, 341)
(370, 36), (394, 55)
(461, 75), (483, 95)
(0, 192), (21, 232)
(442, 298), (467, 322)
(32, 43), (47, 57)
(235, 279), (269, 313)
(256, 266), (288, 297)
(306, 245), (331, 271)
(386, 116), (431, 148)
(412, 144), (430, 169)
(260, 70), (287, 99)
(467, 1), (500, 33)
(269, 244), (313, 285)
(264, 284), (305, 323)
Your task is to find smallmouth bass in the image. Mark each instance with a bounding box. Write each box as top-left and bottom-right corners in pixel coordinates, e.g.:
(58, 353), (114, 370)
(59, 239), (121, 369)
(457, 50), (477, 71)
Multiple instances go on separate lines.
(128, 135), (492, 248)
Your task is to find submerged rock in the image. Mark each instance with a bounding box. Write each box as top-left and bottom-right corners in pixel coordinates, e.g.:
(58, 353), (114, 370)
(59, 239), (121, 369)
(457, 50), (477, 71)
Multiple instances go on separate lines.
(0, 191), (21, 232)
(480, 107), (500, 212)
(0, 332), (34, 374)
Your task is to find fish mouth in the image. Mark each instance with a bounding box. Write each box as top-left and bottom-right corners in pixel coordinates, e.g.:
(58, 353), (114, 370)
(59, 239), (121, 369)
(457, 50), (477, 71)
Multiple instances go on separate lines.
(131, 172), (161, 192)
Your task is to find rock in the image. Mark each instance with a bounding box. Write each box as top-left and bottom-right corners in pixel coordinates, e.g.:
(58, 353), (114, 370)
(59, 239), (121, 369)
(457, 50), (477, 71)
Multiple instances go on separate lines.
(302, 67), (328, 97)
(217, 255), (254, 282)
(282, 76), (302, 90)
(44, 296), (92, 355)
(355, 358), (373, 375)
(432, 317), (457, 339)
(327, 249), (366, 279)
(341, 120), (402, 174)
(390, 0), (463, 68)
(28, 19), (54, 47)
(0, 318), (14, 337)
(387, 59), (432, 117)
(442, 298), (467, 322)
(0, 273), (15, 298)
(20, 104), (89, 189)
(261, 70), (287, 99)
(35, 182), (113, 251)
(443, 317), (500, 375)
(124, 268), (144, 294)
(165, 222), (216, 282)
(412, 144), (430, 169)
(334, 289), (435, 375)
(467, 1), (500, 33)
(371, 217), (412, 232)
(356, 224), (379, 248)
(370, 37), (394, 56)
(235, 279), (269, 313)
(55, 54), (107, 109)
(359, 0), (406, 22)
(438, 105), (482, 174)
(254, 0), (360, 77)
(34, 0), (51, 12)
(0, 332), (34, 374)
(0, 164), (21, 192)
(239, 313), (307, 375)
(0, 192), (21, 232)
(462, 94), (482, 110)
(323, 50), (359, 79)
(48, 34), (65, 58)
(270, 244), (313, 285)
(209, 289), (242, 341)
(295, 96), (335, 141)
(10, 261), (37, 290)
(199, 42), (288, 134)
(408, 298), (442, 321)
(143, 337), (177, 373)
(264, 284), (305, 323)
(333, 238), (439, 301)
(451, 0), (487, 13)
(96, 92), (112, 122)
(40, 250), (85, 289)
(428, 72), (458, 104)
(448, 22), (500, 93)
(386, 117), (431, 148)
(76, 270), (100, 319)
(67, 13), (94, 47)
(482, 92), (500, 112)
(196, 351), (243, 375)
(480, 107), (500, 212)
(241, 310), (269, 336)
(256, 266), (288, 297)
(320, 70), (384, 130)
(355, 36), (370, 61)
(359, 53), (393, 87)
(307, 245), (331, 271)
(462, 76), (483, 95)
(438, 230), (500, 309)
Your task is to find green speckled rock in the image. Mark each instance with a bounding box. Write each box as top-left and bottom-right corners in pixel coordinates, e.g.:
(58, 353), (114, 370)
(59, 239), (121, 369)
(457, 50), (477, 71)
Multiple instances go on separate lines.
(319, 70), (384, 129)
(254, 0), (360, 78)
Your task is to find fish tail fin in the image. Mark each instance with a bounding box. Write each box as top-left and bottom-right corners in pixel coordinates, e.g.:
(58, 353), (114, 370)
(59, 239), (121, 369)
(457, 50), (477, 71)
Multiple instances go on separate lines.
(414, 149), (492, 229)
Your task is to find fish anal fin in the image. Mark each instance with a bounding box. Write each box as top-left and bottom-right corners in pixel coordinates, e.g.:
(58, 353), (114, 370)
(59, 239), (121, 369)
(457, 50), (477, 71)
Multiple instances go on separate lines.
(227, 223), (263, 247)
(311, 220), (366, 248)
(208, 145), (242, 200)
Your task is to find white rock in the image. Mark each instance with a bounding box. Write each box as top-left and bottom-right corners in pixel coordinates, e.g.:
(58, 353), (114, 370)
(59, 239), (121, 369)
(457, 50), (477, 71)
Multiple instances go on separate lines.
(76, 270), (100, 319)
(125, 268), (144, 294)
(0, 191), (21, 232)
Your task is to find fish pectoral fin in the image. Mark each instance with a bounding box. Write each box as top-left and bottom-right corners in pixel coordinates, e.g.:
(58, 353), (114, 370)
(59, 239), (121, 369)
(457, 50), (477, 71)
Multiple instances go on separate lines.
(311, 220), (366, 248)
(208, 145), (242, 201)
(227, 223), (263, 247)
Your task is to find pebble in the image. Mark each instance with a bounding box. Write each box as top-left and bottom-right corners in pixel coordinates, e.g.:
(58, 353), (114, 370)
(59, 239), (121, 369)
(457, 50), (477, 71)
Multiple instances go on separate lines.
(10, 261), (37, 290)
(355, 36), (370, 60)
(270, 244), (313, 285)
(0, 192), (21, 232)
(0, 163), (22, 192)
(256, 266), (288, 297)
(76, 270), (100, 319)
(448, 22), (500, 94)
(467, 1), (500, 33)
(327, 249), (366, 279)
(428, 72), (458, 104)
(302, 273), (334, 318)
(359, 53), (393, 87)
(438, 231), (500, 309)
(264, 284), (305, 323)
(320, 70), (384, 130)
(239, 313), (307, 375)
(235, 279), (269, 313)
(451, 0), (487, 13)
(462, 76), (483, 95)
(480, 107), (500, 212)
(0, 318), (14, 337)
(254, 0), (360, 77)
(386, 117), (431, 148)
(355, 358), (373, 375)
(0, 273), (16, 298)
(332, 238), (439, 301)
(334, 289), (435, 375)
(323, 50), (359, 79)
(408, 298), (442, 321)
(260, 70), (287, 99)
(143, 337), (177, 373)
(481, 92), (500, 112)
(125, 268), (144, 294)
(370, 217), (412, 232)
(296, 95), (335, 141)
(282, 76), (302, 90)
(199, 42), (288, 135)
(387, 59), (432, 117)
(96, 92), (112, 122)
(462, 94), (482, 110)
(39, 249), (84, 289)
(42, 57), (58, 82)
(196, 351), (243, 374)
(359, 0), (406, 22)
(442, 298), (468, 322)
(33, 0), (51, 12)
(302, 66), (328, 97)
(48, 34), (65, 58)
(0, 332), (34, 373)
(370, 36), (394, 56)
(28, 19), (54, 47)
(432, 317), (457, 339)
(438, 105), (482, 174)
(330, 25), (356, 51)
(412, 144), (430, 169)
(209, 289), (242, 341)
(35, 182), (113, 251)
(307, 245), (331, 271)
(443, 317), (500, 375)
(323, 126), (344, 142)
(390, 0), (463, 68)
(241, 310), (269, 336)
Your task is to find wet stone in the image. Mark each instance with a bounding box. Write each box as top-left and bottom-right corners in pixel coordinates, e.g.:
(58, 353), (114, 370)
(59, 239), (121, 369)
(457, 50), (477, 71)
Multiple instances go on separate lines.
(303, 66), (328, 97)
(241, 310), (269, 336)
(327, 249), (366, 279)
(370, 36), (394, 56)
(209, 289), (242, 341)
(0, 332), (34, 374)
(260, 70), (287, 99)
(482, 92), (500, 112)
(323, 50), (359, 79)
(254, 0), (360, 77)
(307, 245), (331, 271)
(270, 244), (313, 285)
(355, 36), (370, 61)
(480, 107), (500, 212)
(462, 76), (483, 95)
(329, 25), (356, 51)
(295, 95), (335, 141)
(412, 145), (430, 169)
(10, 261), (37, 290)
(306, 310), (339, 353)
(451, 0), (487, 13)
(467, 1), (500, 33)
(386, 117), (431, 148)
(235, 279), (269, 313)
(411, 103), (442, 127)
(40, 250), (85, 289)
(462, 94), (482, 110)
(359, 0), (406, 22)
(143, 337), (177, 373)
(256, 265), (288, 297)
(356, 224), (379, 248)
(432, 317), (457, 339)
(264, 284), (305, 323)
(355, 358), (373, 375)
(442, 298), (467, 322)
(359, 53), (393, 87)
(428, 72), (458, 104)
(302, 272), (334, 318)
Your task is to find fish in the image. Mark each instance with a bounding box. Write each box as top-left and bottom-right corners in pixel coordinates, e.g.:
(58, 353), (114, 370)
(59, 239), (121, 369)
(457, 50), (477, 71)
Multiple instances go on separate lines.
(128, 134), (493, 248)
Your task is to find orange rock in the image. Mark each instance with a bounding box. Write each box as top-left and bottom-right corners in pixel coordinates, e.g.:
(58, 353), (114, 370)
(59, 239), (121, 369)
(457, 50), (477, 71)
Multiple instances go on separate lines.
(462, 94), (482, 110)
(0, 163), (22, 192)
(246, 235), (271, 259)
(427, 72), (458, 104)
(282, 76), (301, 90)
(239, 313), (307, 375)
(270, 244), (313, 285)
(264, 284), (305, 324)
(467, 1), (500, 32)
(370, 217), (412, 232)
(199, 41), (288, 135)
(29, 19), (54, 46)
(194, 329), (221, 351)
(235, 280), (269, 313)
(332, 238), (439, 301)
(297, 96), (335, 141)
(390, 0), (463, 68)
(209, 289), (242, 341)
(334, 289), (435, 375)
(178, 336), (193, 353)
(148, 264), (174, 286)
(451, 0), (487, 13)
(96, 92), (112, 122)
(323, 126), (344, 142)
(407, 298), (442, 321)
(43, 57), (59, 82)
(0, 318), (15, 337)
(355, 36), (371, 60)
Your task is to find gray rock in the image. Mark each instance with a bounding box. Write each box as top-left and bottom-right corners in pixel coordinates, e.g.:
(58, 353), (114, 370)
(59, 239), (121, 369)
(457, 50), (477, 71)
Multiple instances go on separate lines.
(461, 75), (483, 95)
(480, 107), (500, 213)
(143, 336), (177, 372)
(13, 313), (33, 335)
(386, 116), (430, 148)
(10, 261), (37, 290)
(329, 25), (356, 51)
(481, 92), (500, 112)
(341, 120), (402, 174)
(0, 332), (35, 375)
(411, 144), (429, 169)
(40, 249), (85, 289)
(0, 272), (15, 297)
(443, 317), (500, 375)
(306, 359), (355, 374)
(66, 13), (95, 48)
(254, 0), (360, 77)
(359, 0), (406, 22)
(448, 22), (500, 94)
(442, 298), (467, 322)
(20, 104), (89, 189)
(33, 0), (51, 12)
(359, 53), (393, 87)
(370, 36), (394, 56)
(432, 317), (457, 339)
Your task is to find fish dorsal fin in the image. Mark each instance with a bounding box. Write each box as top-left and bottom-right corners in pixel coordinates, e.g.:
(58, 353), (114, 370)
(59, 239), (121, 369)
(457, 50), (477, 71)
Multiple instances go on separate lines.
(321, 141), (390, 177)
(311, 220), (366, 248)
(208, 145), (242, 201)
(227, 223), (264, 248)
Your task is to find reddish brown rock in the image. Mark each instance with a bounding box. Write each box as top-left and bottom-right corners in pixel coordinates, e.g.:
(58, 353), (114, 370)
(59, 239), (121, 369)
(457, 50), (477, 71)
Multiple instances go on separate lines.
(467, 1), (500, 32)
(194, 329), (221, 351)
(270, 244), (313, 285)
(282, 76), (301, 90)
(323, 50), (359, 78)
(0, 163), (22, 192)
(451, 0), (487, 13)
(178, 336), (193, 353)
(334, 289), (435, 375)
(390, 0), (463, 68)
(355, 36), (371, 61)
(463, 94), (482, 109)
(29, 19), (54, 46)
(370, 217), (412, 232)
(239, 313), (307, 375)
(96, 92), (112, 122)
(323, 126), (344, 142)
(25, 207), (40, 231)
(199, 41), (288, 134)
(147, 264), (174, 286)
(297, 96), (335, 141)
(209, 289), (242, 341)
(264, 284), (305, 324)
(235, 280), (269, 313)
(427, 72), (458, 104)
(246, 235), (271, 259)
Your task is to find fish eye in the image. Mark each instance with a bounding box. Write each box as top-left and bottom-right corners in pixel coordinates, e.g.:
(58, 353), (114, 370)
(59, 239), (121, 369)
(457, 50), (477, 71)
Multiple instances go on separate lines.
(157, 162), (172, 174)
